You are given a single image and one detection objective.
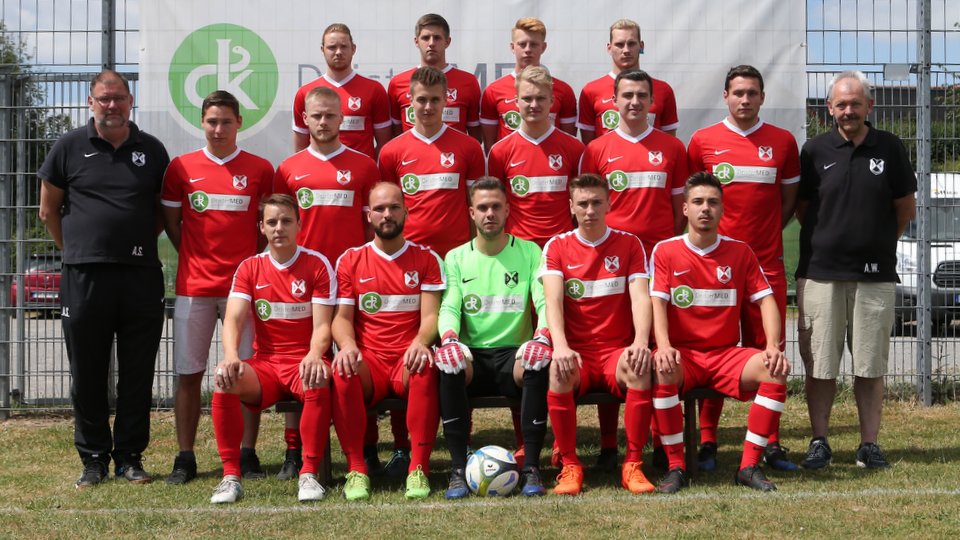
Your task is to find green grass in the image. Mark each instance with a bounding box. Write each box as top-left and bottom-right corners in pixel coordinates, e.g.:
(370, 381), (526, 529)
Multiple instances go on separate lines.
(2, 398), (959, 538)
(783, 220), (800, 295)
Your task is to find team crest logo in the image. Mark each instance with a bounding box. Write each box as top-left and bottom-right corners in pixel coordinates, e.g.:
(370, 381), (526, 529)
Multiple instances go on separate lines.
(716, 266), (732, 284)
(758, 146), (774, 161)
(462, 294), (482, 315)
(604, 256), (620, 273)
(870, 158), (885, 175)
(446, 88), (458, 102)
(608, 170), (630, 192)
(401, 174), (421, 194)
(672, 285), (694, 308)
(548, 154), (563, 171)
(404, 271), (420, 288)
(189, 191), (210, 212)
(291, 279), (306, 297)
(510, 175), (531, 197)
(504, 271), (519, 288)
(565, 278), (586, 299)
(337, 170), (351, 185)
(360, 292), (383, 314)
(648, 151), (663, 165)
(347, 96), (362, 111)
(232, 175), (247, 190)
(255, 299), (272, 320)
(131, 151), (146, 167)
(440, 152), (455, 168)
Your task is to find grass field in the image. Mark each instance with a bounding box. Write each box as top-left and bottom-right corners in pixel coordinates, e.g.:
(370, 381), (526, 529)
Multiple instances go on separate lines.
(1, 397), (958, 538)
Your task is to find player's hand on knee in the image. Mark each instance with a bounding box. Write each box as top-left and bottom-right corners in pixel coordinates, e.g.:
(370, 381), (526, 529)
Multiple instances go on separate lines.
(763, 346), (790, 377)
(517, 328), (552, 371)
(553, 346), (580, 381)
(404, 341), (435, 374)
(624, 343), (652, 376)
(299, 355), (329, 388)
(214, 357), (244, 391)
(333, 346), (362, 378)
(435, 330), (472, 374)
(654, 347), (681, 374)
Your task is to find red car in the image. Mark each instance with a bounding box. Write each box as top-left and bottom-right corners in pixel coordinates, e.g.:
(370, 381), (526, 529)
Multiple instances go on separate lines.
(9, 254), (62, 315)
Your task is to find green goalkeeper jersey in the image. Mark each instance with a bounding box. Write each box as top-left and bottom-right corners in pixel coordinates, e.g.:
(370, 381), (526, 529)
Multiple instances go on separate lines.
(439, 235), (546, 348)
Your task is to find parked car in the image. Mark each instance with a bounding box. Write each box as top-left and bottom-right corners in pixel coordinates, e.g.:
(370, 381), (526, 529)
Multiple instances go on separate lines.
(9, 253), (62, 316)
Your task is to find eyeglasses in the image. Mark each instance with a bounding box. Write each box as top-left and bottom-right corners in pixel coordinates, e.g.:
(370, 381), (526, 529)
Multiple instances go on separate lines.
(91, 95), (130, 106)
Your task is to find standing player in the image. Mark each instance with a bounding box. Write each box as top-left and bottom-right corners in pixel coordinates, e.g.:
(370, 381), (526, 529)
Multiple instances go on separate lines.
(379, 66), (485, 258)
(541, 174), (656, 496)
(480, 17), (577, 151)
(686, 65), (800, 472)
(387, 13), (482, 141)
(434, 178), (551, 499)
(291, 23), (392, 158)
(331, 182), (443, 500)
(649, 172), (789, 494)
(208, 194), (336, 504)
(578, 19), (679, 144)
(487, 66), (584, 247)
(161, 90), (272, 485)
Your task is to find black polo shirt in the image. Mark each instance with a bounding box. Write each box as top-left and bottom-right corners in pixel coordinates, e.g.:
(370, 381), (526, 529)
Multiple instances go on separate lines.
(38, 119), (170, 267)
(796, 123), (916, 282)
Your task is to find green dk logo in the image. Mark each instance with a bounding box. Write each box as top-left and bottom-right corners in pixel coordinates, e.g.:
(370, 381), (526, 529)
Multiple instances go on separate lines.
(169, 23), (278, 131)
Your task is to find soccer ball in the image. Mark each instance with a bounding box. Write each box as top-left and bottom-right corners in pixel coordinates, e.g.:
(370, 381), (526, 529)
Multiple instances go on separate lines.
(464, 445), (520, 496)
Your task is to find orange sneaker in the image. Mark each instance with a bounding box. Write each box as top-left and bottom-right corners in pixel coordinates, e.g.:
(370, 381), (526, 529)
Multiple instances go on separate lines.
(551, 446), (563, 468)
(553, 463), (584, 495)
(621, 461), (655, 494)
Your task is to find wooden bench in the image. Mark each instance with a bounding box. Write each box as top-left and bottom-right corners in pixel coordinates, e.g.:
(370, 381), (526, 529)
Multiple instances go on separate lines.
(276, 387), (725, 483)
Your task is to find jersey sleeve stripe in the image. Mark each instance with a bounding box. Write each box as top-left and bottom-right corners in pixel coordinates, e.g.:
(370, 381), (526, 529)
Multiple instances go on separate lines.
(749, 288), (774, 303)
(160, 199), (182, 207)
(337, 298), (356, 305)
(422, 284), (446, 291)
(312, 297), (336, 305)
(650, 290), (671, 301)
(782, 175), (800, 185)
(627, 272), (648, 282)
(229, 292), (251, 301)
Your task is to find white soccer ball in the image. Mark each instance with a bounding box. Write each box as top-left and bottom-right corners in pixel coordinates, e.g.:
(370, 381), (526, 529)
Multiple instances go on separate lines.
(464, 445), (520, 496)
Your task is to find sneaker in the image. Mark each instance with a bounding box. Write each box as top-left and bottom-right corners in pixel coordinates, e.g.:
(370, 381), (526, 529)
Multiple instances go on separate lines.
(520, 467), (546, 497)
(210, 475), (243, 504)
(735, 465), (777, 492)
(343, 471), (371, 501)
(165, 454), (198, 485)
(115, 455), (152, 484)
(763, 443), (799, 472)
(553, 463), (584, 496)
(384, 448), (411, 479)
(363, 445), (382, 475)
(697, 442), (718, 472)
(444, 468), (469, 500)
(75, 460), (108, 489)
(652, 445), (668, 470)
(276, 449), (303, 481)
(594, 447), (619, 474)
(801, 438), (833, 470)
(298, 473), (326, 502)
(856, 442), (891, 469)
(405, 466), (430, 499)
(621, 461), (655, 494)
(656, 467), (688, 494)
(240, 449), (266, 480)
(550, 446), (563, 468)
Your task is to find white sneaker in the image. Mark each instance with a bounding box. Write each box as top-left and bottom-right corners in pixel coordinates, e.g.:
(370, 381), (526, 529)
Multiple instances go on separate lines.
(297, 473), (326, 502)
(210, 475), (243, 504)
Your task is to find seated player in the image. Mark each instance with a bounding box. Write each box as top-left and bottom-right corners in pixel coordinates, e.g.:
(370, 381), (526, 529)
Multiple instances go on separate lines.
(433, 177), (552, 499)
(209, 194), (336, 504)
(649, 172), (790, 493)
(540, 173), (656, 496)
(331, 182), (443, 500)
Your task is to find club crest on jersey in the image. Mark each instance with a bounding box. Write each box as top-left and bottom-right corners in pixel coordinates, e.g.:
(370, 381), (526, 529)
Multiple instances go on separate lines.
(648, 151), (663, 165)
(446, 88), (458, 103)
(604, 256), (620, 273)
(716, 266), (732, 284)
(504, 271), (519, 288)
(232, 175), (247, 190)
(131, 151), (146, 167)
(348, 96), (362, 111)
(337, 170), (352, 185)
(404, 271), (420, 288)
(548, 154), (563, 171)
(291, 279), (306, 297)
(870, 158), (885, 175)
(758, 146), (774, 161)
(440, 152), (455, 168)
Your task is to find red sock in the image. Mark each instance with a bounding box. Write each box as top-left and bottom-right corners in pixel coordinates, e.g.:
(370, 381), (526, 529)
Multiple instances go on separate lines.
(284, 427), (301, 450)
(510, 407), (524, 449)
(332, 373), (367, 473)
(741, 382), (786, 469)
(391, 409), (411, 451)
(623, 389), (652, 462)
(650, 409), (662, 450)
(598, 402), (620, 450)
(699, 398), (724, 445)
(547, 390), (581, 466)
(300, 387), (331, 476)
(212, 392), (244, 477)
(364, 411), (379, 447)
(653, 384), (685, 470)
(768, 425), (781, 445)
(406, 367), (439, 475)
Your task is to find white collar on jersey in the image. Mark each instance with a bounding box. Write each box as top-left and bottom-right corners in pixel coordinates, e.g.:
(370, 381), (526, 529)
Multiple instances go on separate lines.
(321, 70), (357, 88)
(369, 240), (411, 261)
(722, 117), (765, 137)
(517, 124), (556, 145)
(682, 234), (721, 256)
(307, 144), (347, 161)
(268, 246), (303, 269)
(415, 64), (454, 74)
(410, 124), (448, 145)
(201, 146), (241, 166)
(614, 125), (654, 144)
(575, 227), (611, 247)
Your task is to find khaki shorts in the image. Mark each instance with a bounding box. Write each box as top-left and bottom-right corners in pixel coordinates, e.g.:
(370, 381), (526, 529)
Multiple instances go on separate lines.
(797, 278), (895, 379)
(173, 296), (253, 375)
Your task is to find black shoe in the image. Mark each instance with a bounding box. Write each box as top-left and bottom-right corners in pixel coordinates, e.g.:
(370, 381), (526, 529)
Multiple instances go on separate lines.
(240, 448), (267, 480)
(520, 467), (546, 497)
(383, 448), (411, 479)
(444, 468), (469, 500)
(115, 455), (152, 484)
(856, 442), (891, 469)
(801, 438), (833, 469)
(698, 442), (718, 472)
(165, 454), (198, 485)
(652, 445), (668, 470)
(363, 445), (383, 475)
(763, 443), (798, 471)
(735, 465), (777, 492)
(76, 460), (108, 489)
(276, 448), (303, 481)
(656, 467), (688, 494)
(594, 447), (619, 474)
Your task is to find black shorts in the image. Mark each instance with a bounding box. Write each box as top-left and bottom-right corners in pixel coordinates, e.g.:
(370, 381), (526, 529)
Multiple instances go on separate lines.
(468, 347), (520, 399)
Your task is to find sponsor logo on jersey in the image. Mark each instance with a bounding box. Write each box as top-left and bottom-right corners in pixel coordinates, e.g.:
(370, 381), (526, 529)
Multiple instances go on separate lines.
(758, 146), (774, 161)
(404, 271), (420, 288)
(716, 266), (732, 284)
(233, 175), (247, 190)
(405, 106), (416, 125)
(870, 158), (885, 175)
(510, 175), (531, 196)
(348, 96), (361, 111)
(359, 292), (383, 314)
(601, 110), (620, 130)
(548, 154), (563, 171)
(713, 162), (736, 184)
(648, 151), (663, 165)
(337, 170), (351, 185)
(565, 278), (586, 299)
(672, 285), (695, 308)
(291, 279), (306, 297)
(255, 299), (272, 320)
(504, 110), (522, 130)
(604, 256), (620, 273)
(446, 88), (458, 103)
(190, 191), (210, 212)
(440, 152), (455, 168)
(401, 174), (421, 194)
(296, 188), (315, 208)
(131, 151), (146, 167)
(504, 271), (519, 287)
(462, 293), (482, 315)
(608, 170), (630, 192)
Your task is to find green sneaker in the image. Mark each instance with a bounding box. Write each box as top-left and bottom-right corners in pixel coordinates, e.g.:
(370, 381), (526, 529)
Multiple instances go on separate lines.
(404, 466), (430, 499)
(344, 471), (371, 501)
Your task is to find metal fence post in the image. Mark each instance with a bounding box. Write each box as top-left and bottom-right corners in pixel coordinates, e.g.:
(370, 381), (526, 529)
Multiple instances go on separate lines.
(0, 73), (11, 419)
(102, 0), (116, 71)
(916, 0), (933, 405)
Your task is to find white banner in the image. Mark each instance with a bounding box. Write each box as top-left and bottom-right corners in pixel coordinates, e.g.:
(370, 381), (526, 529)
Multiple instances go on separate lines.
(140, 0), (806, 166)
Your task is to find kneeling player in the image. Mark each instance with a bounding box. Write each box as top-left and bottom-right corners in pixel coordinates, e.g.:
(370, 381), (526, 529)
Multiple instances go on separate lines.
(210, 194), (336, 504)
(433, 178), (552, 498)
(541, 174), (656, 496)
(649, 172), (790, 493)
(331, 182), (443, 500)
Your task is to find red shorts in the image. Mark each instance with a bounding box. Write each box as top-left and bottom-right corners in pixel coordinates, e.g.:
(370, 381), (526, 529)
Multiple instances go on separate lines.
(674, 346), (759, 401)
(575, 347), (625, 399)
(361, 349), (408, 404)
(246, 354), (331, 410)
(741, 270), (787, 351)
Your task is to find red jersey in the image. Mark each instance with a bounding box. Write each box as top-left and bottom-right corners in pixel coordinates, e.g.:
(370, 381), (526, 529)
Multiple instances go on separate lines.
(336, 240), (446, 360)
(687, 119), (801, 270)
(541, 228), (648, 352)
(377, 125), (485, 257)
(579, 127), (688, 255)
(291, 72), (392, 158)
(161, 148), (273, 297)
(479, 72), (578, 141)
(649, 235), (772, 350)
(273, 144), (378, 262)
(387, 65), (481, 133)
(488, 127), (584, 247)
(577, 73), (679, 135)
(229, 247), (336, 360)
